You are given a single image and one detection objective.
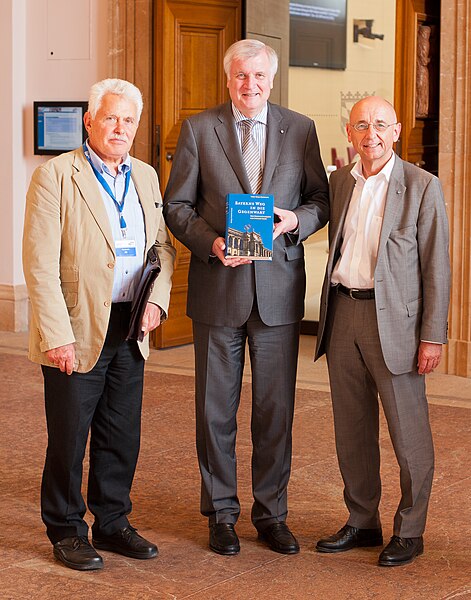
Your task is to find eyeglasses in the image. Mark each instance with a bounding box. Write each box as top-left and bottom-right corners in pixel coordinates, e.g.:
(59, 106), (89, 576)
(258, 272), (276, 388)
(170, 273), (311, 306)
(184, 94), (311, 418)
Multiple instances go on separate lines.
(350, 121), (397, 132)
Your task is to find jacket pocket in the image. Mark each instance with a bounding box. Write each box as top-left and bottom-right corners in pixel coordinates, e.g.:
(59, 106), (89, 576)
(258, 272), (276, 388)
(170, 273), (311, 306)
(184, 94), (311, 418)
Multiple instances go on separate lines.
(284, 245), (304, 261)
(60, 266), (79, 307)
(406, 297), (422, 317)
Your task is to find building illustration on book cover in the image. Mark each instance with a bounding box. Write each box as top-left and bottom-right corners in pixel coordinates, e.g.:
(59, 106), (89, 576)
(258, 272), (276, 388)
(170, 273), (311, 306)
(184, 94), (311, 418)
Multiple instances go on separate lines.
(225, 193), (274, 260)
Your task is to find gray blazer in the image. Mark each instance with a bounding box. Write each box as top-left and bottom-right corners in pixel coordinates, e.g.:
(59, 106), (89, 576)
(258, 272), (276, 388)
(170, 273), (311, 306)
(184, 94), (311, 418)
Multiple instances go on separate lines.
(163, 101), (329, 327)
(315, 155), (450, 375)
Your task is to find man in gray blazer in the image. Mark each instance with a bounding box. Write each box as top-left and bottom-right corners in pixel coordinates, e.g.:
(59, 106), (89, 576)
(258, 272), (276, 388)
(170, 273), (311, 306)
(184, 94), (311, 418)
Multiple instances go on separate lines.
(164, 39), (329, 555)
(315, 96), (450, 567)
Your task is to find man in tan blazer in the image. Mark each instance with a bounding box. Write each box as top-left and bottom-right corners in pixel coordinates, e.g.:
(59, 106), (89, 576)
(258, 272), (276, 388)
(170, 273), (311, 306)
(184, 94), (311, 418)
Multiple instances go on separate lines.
(23, 79), (175, 571)
(315, 96), (450, 567)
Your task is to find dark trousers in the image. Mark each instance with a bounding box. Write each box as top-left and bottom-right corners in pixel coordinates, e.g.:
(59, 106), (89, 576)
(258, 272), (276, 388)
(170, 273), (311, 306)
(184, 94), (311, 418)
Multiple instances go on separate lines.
(193, 304), (300, 530)
(41, 303), (145, 544)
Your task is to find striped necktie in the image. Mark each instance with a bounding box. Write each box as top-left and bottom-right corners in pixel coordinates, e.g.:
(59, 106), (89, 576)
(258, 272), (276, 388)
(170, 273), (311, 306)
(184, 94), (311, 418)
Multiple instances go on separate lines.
(240, 119), (263, 194)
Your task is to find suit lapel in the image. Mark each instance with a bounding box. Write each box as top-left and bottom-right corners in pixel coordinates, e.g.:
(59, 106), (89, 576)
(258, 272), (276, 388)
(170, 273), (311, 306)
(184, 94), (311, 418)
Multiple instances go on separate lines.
(261, 103), (286, 193)
(328, 169), (355, 273)
(72, 149), (115, 255)
(377, 155), (406, 259)
(131, 159), (156, 254)
(214, 102), (252, 193)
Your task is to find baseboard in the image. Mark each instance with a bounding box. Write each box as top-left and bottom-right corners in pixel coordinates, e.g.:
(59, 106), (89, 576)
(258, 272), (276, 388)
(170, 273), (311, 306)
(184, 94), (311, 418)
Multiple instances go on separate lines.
(0, 284), (29, 332)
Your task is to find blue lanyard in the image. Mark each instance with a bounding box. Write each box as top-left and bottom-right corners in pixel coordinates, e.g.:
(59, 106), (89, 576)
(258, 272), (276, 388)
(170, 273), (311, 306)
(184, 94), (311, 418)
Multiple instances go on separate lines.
(83, 142), (132, 236)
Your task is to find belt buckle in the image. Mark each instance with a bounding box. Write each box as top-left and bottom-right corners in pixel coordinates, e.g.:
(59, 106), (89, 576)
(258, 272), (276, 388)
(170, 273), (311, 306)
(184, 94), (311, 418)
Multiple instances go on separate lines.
(349, 288), (359, 299)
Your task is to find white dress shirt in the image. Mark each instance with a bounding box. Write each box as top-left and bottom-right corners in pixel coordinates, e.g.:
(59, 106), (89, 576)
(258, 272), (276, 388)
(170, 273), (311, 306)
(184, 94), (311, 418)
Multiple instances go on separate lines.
(331, 153), (396, 289)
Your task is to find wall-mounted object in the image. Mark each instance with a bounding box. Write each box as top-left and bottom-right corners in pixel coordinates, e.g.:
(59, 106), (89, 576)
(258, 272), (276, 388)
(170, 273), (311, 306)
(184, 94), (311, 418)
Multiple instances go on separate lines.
(34, 101), (88, 155)
(290, 0), (347, 70)
(353, 19), (384, 43)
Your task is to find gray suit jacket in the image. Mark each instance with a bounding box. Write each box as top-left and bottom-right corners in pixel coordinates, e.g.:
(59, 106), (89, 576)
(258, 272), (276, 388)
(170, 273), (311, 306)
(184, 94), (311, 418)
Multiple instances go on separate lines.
(163, 101), (329, 327)
(315, 155), (450, 374)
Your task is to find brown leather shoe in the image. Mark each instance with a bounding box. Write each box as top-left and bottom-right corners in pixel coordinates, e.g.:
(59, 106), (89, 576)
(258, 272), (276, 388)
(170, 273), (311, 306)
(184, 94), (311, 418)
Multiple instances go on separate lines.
(53, 536), (104, 571)
(209, 523), (240, 555)
(93, 526), (158, 559)
(378, 535), (424, 567)
(316, 524), (383, 553)
(258, 522), (300, 554)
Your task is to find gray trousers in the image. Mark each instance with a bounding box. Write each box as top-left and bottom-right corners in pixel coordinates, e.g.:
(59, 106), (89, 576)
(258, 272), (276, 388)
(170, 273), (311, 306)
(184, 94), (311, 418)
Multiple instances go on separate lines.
(193, 305), (299, 530)
(325, 290), (434, 537)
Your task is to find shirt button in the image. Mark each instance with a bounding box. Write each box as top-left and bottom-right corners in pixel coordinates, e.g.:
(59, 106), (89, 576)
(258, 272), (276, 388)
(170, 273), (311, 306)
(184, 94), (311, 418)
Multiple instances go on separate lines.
(104, 300), (111, 307)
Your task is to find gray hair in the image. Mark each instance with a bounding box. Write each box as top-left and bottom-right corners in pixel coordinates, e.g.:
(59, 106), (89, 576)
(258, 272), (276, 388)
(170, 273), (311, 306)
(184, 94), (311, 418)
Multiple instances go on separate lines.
(223, 39), (278, 79)
(87, 78), (143, 120)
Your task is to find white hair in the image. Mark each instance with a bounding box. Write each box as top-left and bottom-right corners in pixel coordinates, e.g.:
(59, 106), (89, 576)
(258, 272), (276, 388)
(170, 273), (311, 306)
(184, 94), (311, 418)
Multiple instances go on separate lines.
(223, 39), (278, 79)
(87, 78), (143, 120)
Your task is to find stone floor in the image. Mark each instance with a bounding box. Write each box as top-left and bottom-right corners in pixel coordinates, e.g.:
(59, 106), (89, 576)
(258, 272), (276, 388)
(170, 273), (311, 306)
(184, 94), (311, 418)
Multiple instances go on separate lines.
(0, 331), (470, 599)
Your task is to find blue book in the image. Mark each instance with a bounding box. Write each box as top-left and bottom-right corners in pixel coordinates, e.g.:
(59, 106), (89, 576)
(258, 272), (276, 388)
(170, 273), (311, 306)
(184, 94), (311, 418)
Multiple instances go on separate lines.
(225, 193), (274, 260)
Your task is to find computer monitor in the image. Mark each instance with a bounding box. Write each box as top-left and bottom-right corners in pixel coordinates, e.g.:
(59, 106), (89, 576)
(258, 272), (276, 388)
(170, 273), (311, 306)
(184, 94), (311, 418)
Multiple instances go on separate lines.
(34, 101), (88, 155)
(289, 0), (347, 70)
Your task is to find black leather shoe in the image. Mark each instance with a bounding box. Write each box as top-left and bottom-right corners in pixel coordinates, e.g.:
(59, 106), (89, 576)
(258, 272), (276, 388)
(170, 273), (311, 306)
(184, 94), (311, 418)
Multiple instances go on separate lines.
(316, 524), (383, 553)
(378, 535), (424, 567)
(209, 523), (240, 555)
(53, 536), (104, 571)
(93, 526), (158, 559)
(258, 522), (300, 555)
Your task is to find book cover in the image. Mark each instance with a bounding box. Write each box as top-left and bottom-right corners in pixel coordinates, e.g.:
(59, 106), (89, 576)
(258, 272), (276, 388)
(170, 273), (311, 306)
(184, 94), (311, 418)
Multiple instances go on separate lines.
(225, 193), (274, 260)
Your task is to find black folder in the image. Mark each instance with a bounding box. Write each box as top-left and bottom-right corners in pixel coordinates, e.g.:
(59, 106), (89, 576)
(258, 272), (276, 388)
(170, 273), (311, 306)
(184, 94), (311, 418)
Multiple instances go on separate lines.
(127, 245), (161, 342)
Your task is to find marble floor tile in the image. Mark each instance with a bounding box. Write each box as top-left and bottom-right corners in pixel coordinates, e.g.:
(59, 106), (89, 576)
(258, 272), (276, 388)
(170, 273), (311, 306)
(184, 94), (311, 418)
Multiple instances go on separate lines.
(0, 333), (470, 600)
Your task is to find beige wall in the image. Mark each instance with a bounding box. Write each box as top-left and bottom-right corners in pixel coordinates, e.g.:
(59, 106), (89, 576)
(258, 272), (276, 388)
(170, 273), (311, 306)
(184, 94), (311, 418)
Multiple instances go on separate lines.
(288, 0), (396, 169)
(0, 0), (108, 330)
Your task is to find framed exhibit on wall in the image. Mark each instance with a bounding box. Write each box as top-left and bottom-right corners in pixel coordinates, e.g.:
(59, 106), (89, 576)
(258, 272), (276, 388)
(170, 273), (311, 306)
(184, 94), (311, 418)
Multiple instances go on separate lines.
(289, 0), (347, 70)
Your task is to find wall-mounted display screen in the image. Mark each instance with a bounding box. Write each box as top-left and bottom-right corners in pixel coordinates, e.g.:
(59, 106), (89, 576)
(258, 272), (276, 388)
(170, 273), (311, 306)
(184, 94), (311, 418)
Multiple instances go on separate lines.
(289, 0), (347, 70)
(34, 101), (88, 155)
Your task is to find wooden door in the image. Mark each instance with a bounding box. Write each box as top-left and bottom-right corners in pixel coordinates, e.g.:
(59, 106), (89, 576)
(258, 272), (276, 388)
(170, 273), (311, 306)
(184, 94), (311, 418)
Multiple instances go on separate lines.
(394, 0), (440, 174)
(154, 0), (241, 348)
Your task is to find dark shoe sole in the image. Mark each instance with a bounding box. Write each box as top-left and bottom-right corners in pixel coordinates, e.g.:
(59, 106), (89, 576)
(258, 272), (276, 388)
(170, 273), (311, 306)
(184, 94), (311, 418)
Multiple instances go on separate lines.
(53, 549), (103, 571)
(378, 547), (424, 567)
(257, 533), (300, 555)
(209, 543), (240, 556)
(316, 538), (383, 553)
(92, 540), (158, 560)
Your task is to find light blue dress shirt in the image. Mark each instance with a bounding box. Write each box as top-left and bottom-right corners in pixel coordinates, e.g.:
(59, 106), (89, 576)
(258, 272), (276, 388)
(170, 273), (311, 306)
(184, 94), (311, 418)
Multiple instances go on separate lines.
(85, 141), (146, 303)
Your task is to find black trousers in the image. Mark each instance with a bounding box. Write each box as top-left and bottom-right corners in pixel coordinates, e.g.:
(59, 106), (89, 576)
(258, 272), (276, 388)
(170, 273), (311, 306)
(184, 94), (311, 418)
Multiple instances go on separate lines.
(41, 303), (145, 544)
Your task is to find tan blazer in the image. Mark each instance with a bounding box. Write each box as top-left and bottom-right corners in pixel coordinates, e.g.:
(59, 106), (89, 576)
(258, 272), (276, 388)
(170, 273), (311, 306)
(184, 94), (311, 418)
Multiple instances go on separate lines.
(23, 147), (175, 373)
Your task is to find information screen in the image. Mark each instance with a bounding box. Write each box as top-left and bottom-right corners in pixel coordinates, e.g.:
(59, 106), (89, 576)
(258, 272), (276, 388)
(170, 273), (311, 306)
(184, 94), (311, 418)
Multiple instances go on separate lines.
(290, 0), (347, 70)
(34, 101), (88, 155)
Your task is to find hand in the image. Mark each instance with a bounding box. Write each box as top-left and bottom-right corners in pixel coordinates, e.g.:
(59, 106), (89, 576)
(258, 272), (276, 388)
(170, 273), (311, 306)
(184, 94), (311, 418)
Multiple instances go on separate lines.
(46, 343), (76, 375)
(140, 302), (162, 337)
(417, 341), (442, 375)
(273, 207), (299, 240)
(211, 236), (252, 267)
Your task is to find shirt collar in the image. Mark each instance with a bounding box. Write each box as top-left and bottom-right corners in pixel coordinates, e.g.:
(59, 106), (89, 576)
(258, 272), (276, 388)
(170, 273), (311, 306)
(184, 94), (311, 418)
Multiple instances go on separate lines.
(85, 139), (131, 177)
(231, 103), (268, 125)
(350, 152), (396, 183)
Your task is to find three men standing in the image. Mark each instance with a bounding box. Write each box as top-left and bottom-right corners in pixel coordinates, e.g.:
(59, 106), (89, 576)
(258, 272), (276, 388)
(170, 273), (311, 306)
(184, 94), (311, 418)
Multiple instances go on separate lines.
(315, 96), (450, 567)
(23, 79), (175, 570)
(164, 39), (329, 555)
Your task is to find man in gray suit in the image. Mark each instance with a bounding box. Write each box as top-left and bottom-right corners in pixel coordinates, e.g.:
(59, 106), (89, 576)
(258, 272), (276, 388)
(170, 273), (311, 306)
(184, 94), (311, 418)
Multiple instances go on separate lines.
(315, 96), (450, 567)
(164, 39), (329, 555)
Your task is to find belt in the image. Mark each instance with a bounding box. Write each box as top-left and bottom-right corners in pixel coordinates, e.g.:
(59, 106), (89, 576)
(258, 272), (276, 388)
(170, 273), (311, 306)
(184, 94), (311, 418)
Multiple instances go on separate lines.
(336, 284), (375, 300)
